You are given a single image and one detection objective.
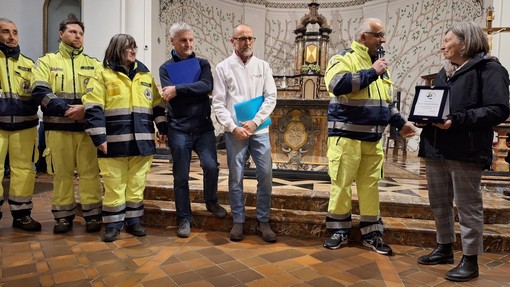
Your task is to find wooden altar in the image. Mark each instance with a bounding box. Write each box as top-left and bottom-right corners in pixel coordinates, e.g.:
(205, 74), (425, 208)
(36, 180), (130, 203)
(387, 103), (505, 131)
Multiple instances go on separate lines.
(269, 0), (331, 171)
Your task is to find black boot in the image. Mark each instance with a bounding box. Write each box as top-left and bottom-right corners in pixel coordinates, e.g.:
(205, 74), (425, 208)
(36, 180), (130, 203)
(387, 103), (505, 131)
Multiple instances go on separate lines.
(417, 243), (454, 265)
(445, 255), (479, 282)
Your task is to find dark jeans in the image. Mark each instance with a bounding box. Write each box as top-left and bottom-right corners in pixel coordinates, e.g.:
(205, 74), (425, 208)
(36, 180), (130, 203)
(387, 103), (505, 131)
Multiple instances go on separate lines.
(168, 129), (219, 223)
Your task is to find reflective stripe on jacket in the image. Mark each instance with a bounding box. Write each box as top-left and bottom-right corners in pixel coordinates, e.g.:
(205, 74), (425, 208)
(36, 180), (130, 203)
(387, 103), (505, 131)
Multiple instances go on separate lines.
(31, 41), (101, 131)
(324, 41), (405, 141)
(0, 50), (38, 131)
(82, 61), (167, 158)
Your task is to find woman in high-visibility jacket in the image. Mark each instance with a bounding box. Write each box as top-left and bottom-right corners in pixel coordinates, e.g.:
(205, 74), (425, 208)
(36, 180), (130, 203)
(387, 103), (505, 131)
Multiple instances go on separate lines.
(82, 34), (167, 242)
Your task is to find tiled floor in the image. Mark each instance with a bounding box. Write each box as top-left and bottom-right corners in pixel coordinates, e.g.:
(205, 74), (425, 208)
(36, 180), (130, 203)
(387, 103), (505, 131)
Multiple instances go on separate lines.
(1, 151), (510, 286)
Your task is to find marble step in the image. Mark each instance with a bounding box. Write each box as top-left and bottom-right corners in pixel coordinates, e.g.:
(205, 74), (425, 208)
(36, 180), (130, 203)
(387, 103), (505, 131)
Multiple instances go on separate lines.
(141, 200), (510, 253)
(144, 185), (510, 225)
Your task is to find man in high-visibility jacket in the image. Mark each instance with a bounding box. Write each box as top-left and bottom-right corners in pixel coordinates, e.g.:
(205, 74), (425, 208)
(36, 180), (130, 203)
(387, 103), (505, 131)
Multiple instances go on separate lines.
(31, 17), (102, 234)
(0, 18), (41, 231)
(323, 18), (416, 255)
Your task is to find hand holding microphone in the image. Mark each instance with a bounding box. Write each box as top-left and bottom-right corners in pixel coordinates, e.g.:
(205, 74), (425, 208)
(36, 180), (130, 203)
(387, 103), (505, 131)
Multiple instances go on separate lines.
(373, 46), (388, 78)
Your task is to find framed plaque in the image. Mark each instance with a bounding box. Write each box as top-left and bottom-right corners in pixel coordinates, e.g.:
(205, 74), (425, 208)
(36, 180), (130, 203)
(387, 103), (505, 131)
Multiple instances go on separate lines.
(408, 86), (450, 123)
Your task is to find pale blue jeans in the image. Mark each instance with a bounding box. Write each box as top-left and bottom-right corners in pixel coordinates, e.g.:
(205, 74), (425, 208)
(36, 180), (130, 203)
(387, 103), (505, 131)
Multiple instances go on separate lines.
(224, 132), (272, 224)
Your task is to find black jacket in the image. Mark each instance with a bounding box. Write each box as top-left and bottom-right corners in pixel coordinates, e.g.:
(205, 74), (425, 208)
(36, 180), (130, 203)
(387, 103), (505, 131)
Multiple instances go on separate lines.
(159, 51), (214, 134)
(418, 54), (510, 168)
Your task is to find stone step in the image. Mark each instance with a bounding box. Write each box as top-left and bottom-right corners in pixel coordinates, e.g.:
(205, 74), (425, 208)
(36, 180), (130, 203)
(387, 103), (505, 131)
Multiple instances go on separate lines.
(141, 200), (510, 253)
(144, 185), (510, 225)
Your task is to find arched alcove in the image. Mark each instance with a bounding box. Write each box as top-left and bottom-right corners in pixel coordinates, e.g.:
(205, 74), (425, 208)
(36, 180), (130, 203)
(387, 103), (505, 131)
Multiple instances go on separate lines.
(43, 0), (81, 53)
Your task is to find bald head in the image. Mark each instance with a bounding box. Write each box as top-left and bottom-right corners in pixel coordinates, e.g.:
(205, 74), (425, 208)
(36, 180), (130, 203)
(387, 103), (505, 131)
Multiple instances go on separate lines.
(233, 24), (253, 38)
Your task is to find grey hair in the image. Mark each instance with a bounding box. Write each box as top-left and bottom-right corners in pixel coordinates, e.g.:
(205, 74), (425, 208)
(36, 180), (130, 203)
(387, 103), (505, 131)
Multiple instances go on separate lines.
(447, 21), (489, 58)
(169, 22), (193, 38)
(356, 18), (383, 41)
(0, 18), (14, 25)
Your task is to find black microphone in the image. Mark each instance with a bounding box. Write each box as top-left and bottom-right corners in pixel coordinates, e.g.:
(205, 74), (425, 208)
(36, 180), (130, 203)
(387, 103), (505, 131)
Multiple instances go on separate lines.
(377, 46), (385, 59)
(377, 46), (385, 79)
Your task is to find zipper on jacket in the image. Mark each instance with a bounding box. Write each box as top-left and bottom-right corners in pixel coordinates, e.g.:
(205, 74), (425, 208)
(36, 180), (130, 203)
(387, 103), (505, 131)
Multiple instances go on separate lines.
(5, 57), (12, 97)
(5, 57), (15, 123)
(71, 54), (76, 97)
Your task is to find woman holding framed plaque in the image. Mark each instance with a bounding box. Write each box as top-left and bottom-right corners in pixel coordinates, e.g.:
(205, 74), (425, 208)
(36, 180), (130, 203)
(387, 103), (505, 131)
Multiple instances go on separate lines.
(415, 21), (509, 282)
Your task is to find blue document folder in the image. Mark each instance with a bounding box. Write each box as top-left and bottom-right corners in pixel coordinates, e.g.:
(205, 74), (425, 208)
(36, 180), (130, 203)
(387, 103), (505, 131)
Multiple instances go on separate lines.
(233, 95), (272, 131)
(165, 57), (201, 84)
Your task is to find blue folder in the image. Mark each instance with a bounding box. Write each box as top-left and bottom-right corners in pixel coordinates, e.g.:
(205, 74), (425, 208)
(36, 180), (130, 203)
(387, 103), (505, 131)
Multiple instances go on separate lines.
(233, 95), (272, 131)
(165, 57), (201, 84)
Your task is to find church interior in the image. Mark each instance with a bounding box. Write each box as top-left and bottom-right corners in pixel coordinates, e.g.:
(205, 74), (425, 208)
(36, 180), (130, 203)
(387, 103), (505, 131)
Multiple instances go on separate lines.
(2, 0), (510, 286)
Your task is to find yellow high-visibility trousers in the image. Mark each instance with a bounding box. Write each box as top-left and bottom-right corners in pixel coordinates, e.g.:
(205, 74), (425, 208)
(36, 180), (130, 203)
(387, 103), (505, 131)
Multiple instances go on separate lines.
(99, 155), (153, 224)
(0, 127), (37, 215)
(45, 130), (101, 219)
(327, 137), (384, 227)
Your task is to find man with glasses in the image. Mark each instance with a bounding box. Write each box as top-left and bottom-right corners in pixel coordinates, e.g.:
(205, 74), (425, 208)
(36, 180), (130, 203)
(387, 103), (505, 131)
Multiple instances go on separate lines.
(322, 18), (416, 255)
(212, 24), (277, 243)
(32, 16), (103, 234)
(159, 22), (227, 238)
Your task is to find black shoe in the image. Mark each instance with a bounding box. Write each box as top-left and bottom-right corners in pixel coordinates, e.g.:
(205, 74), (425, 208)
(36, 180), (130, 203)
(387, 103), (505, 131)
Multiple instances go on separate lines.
(362, 236), (393, 255)
(206, 202), (227, 218)
(12, 215), (42, 231)
(102, 227), (120, 242)
(53, 218), (73, 234)
(256, 221), (277, 243)
(323, 232), (349, 250)
(445, 255), (479, 282)
(177, 221), (191, 238)
(85, 219), (102, 233)
(417, 243), (454, 265)
(229, 223), (244, 241)
(126, 223), (146, 237)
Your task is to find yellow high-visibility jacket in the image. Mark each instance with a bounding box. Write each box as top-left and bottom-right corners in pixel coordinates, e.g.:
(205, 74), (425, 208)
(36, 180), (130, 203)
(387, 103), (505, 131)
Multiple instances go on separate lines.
(0, 48), (38, 131)
(31, 41), (101, 131)
(82, 61), (167, 158)
(324, 41), (405, 142)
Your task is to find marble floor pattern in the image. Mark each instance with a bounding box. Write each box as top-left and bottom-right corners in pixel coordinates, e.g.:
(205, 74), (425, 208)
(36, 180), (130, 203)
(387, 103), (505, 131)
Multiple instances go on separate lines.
(1, 151), (510, 286)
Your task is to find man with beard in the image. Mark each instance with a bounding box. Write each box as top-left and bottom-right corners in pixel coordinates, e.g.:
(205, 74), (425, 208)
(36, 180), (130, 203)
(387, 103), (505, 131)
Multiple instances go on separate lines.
(31, 16), (102, 234)
(212, 24), (277, 243)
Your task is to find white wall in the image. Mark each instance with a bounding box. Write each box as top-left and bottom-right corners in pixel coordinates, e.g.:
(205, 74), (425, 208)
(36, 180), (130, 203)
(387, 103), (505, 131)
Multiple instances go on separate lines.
(82, 0), (165, 74)
(2, 0), (44, 60)
(82, 0), (122, 61)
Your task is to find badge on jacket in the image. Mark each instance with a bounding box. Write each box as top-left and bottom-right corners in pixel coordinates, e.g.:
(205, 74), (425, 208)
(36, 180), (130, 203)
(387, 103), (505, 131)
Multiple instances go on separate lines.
(144, 88), (153, 101)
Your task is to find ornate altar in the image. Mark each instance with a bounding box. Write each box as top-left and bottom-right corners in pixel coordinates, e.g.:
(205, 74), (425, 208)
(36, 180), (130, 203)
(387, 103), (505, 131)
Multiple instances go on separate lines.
(270, 0), (332, 171)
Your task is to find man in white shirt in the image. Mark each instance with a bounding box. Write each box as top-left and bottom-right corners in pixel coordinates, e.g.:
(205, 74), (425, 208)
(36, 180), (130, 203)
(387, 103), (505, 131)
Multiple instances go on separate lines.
(212, 24), (277, 242)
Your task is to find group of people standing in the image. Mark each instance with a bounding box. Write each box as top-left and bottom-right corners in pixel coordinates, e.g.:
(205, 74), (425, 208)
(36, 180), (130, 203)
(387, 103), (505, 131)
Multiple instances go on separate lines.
(0, 17), (277, 244)
(1, 13), (509, 283)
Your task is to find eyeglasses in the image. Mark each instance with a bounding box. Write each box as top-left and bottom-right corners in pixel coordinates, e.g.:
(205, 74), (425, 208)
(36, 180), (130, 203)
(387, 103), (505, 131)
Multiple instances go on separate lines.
(364, 32), (385, 38)
(233, 37), (256, 42)
(126, 46), (138, 52)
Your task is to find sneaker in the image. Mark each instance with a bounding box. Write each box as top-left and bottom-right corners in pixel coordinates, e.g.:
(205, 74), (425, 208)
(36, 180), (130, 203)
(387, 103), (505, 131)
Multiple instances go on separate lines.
(229, 223), (244, 241)
(85, 219), (102, 233)
(177, 221), (191, 238)
(256, 221), (277, 243)
(102, 227), (120, 242)
(53, 218), (73, 234)
(126, 223), (146, 237)
(362, 236), (393, 255)
(323, 232), (349, 250)
(12, 215), (42, 232)
(206, 202), (227, 218)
